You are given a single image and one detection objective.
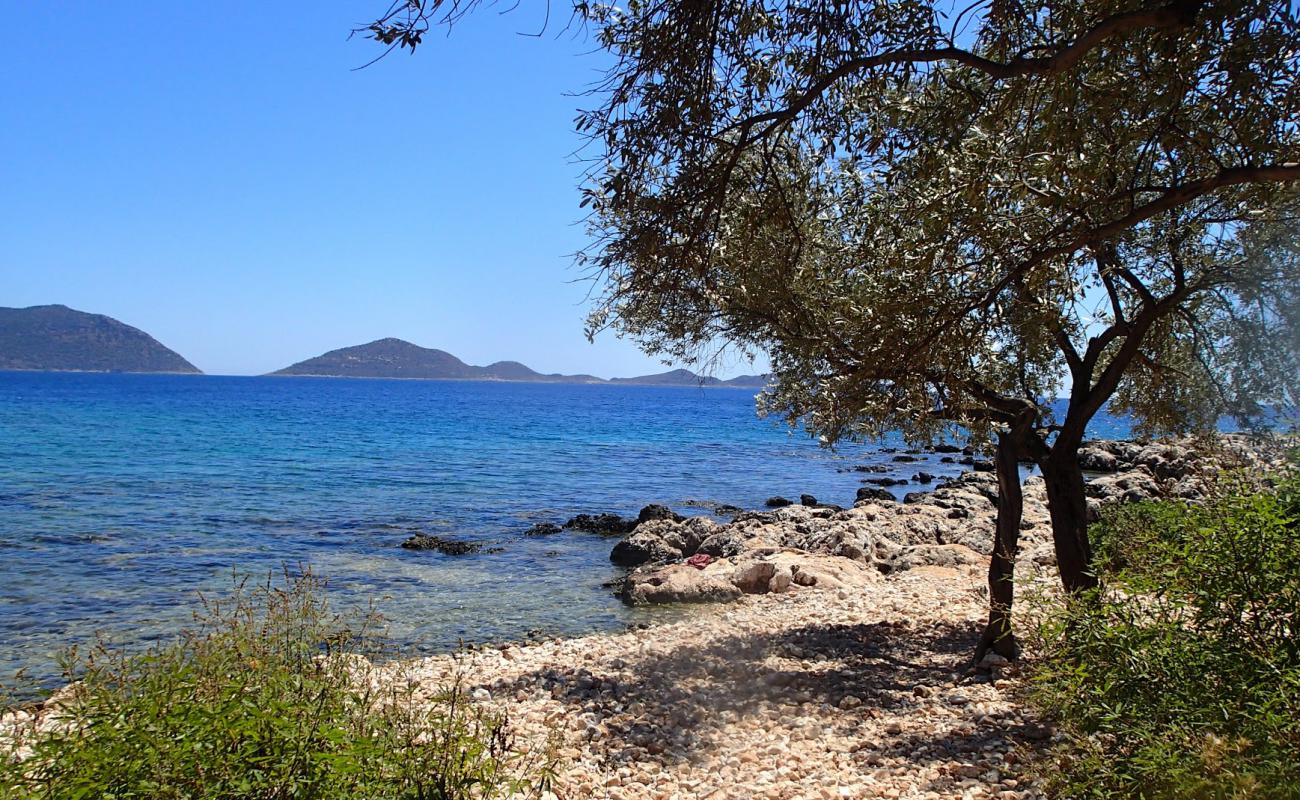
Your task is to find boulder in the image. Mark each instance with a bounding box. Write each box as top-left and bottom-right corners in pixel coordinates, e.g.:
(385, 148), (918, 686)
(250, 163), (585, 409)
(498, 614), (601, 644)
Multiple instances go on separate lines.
(731, 560), (778, 593)
(1077, 446), (1120, 472)
(855, 487), (895, 504)
(563, 513), (635, 535)
(765, 496), (793, 508)
(609, 533), (681, 567)
(619, 562), (743, 605)
(799, 494), (818, 506)
(636, 504), (684, 525)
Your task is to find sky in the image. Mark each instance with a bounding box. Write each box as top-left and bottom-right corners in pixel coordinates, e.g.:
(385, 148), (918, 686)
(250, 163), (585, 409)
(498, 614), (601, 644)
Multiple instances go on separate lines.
(0, 2), (764, 379)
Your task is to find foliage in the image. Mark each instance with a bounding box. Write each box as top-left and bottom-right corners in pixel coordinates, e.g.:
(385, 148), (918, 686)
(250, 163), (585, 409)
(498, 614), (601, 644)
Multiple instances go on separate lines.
(1026, 466), (1300, 799)
(0, 571), (549, 800)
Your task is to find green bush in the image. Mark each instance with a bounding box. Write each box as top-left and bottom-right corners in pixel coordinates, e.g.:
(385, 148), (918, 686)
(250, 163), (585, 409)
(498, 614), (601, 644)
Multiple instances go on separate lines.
(0, 571), (550, 799)
(1027, 466), (1300, 800)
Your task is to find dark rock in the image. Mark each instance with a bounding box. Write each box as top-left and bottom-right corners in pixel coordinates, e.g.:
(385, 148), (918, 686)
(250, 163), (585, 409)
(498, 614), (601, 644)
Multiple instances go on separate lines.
(959, 456), (975, 465)
(765, 496), (793, 508)
(934, 444), (962, 454)
(563, 513), (635, 535)
(866, 477), (905, 486)
(850, 464), (891, 473)
(902, 492), (929, 504)
(799, 494), (818, 506)
(523, 522), (562, 537)
(856, 487), (896, 503)
(713, 504), (743, 516)
(972, 459), (995, 472)
(940, 456), (956, 463)
(636, 504), (684, 525)
(610, 536), (676, 567)
(400, 534), (482, 555)
(913, 471), (935, 483)
(892, 454), (919, 462)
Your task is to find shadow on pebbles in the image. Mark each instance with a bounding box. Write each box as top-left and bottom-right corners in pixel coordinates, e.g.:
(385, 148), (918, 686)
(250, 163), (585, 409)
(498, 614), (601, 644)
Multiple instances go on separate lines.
(384, 564), (1053, 800)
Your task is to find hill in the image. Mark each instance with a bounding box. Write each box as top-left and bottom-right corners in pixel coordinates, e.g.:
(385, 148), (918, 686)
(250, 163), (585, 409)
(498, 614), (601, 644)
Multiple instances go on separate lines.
(0, 305), (201, 374)
(608, 368), (774, 387)
(271, 339), (603, 383)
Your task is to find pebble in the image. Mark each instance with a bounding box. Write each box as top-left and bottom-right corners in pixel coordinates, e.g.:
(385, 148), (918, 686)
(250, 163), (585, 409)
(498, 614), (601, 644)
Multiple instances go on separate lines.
(3, 551), (1051, 800)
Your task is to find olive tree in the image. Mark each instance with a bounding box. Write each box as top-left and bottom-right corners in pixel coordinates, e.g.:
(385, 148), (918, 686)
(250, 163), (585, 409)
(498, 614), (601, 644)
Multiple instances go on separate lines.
(366, 0), (1300, 655)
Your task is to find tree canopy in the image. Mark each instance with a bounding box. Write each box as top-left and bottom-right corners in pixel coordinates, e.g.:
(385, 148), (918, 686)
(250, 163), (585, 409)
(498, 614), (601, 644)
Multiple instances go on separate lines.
(367, 0), (1300, 653)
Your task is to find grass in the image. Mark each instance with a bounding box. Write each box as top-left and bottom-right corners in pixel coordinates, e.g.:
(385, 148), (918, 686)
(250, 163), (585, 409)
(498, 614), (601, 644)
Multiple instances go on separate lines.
(1025, 454), (1300, 799)
(0, 570), (552, 799)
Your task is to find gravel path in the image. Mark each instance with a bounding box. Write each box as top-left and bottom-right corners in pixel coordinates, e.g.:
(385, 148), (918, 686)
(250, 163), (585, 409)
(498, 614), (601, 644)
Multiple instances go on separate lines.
(388, 563), (1052, 799)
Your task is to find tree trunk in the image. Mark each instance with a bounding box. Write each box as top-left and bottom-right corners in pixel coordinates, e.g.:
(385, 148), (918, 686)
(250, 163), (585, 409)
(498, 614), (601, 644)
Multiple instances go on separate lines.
(975, 428), (1025, 661)
(1039, 450), (1099, 595)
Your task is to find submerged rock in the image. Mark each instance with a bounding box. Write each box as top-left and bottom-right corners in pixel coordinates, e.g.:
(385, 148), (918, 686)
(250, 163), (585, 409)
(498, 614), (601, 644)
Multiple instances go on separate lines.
(400, 534), (482, 555)
(523, 522), (563, 537)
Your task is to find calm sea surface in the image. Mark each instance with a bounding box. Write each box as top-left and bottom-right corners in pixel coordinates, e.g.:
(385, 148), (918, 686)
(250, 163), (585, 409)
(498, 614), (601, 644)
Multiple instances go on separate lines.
(0, 372), (1136, 691)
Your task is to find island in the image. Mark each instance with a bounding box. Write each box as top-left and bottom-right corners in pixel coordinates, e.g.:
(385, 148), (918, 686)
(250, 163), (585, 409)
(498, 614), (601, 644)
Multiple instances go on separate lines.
(0, 305), (201, 374)
(270, 337), (768, 386)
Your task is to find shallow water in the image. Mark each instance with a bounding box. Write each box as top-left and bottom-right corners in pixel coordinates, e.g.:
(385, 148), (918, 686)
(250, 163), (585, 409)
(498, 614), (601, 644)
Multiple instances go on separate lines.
(0, 372), (1137, 691)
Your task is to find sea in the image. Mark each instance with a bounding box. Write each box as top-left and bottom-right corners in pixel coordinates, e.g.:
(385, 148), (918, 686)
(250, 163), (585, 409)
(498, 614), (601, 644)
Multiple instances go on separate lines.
(1, 371), (1139, 692)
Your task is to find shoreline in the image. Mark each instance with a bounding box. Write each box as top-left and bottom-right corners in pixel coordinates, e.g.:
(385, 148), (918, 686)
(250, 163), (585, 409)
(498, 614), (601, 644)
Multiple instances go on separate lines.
(3, 433), (1292, 797)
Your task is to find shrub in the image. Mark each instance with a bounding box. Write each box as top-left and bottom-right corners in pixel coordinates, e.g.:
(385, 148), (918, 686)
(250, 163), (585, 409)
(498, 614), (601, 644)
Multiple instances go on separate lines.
(0, 570), (550, 799)
(1027, 465), (1300, 799)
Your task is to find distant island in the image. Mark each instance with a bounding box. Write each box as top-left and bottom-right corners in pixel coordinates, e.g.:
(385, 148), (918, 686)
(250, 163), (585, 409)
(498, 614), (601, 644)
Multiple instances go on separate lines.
(0, 305), (200, 374)
(0, 309), (768, 386)
(272, 338), (767, 387)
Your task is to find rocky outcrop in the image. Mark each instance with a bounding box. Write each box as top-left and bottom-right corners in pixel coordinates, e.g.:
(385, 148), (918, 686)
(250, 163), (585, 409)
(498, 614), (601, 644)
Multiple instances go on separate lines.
(618, 550), (881, 605)
(607, 435), (1289, 605)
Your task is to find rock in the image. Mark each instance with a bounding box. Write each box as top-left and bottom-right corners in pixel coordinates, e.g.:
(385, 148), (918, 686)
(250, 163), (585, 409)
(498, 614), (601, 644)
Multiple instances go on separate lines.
(523, 522), (562, 537)
(765, 496), (793, 508)
(979, 652), (1012, 669)
(1077, 446), (1119, 472)
(934, 444), (962, 453)
(732, 560), (778, 593)
(913, 471), (935, 483)
(695, 529), (752, 558)
(769, 569), (793, 594)
(619, 563), (743, 605)
(866, 477), (906, 487)
(838, 695), (863, 710)
(856, 487), (895, 504)
(564, 513), (635, 535)
(610, 531), (682, 567)
(972, 460), (995, 472)
(636, 504), (684, 525)
(800, 494), (818, 506)
(400, 534), (482, 555)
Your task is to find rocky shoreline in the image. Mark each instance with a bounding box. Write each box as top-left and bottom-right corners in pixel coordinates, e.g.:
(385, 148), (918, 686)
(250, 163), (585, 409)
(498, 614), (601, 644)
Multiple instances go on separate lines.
(4, 434), (1291, 799)
(589, 435), (1288, 611)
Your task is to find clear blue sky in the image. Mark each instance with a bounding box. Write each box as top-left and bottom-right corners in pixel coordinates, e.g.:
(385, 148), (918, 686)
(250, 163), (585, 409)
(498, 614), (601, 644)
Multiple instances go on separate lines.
(0, 2), (763, 378)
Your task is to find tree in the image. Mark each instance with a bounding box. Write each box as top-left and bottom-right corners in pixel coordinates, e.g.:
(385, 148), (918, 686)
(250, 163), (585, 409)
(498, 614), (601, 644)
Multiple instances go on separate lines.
(368, 0), (1300, 656)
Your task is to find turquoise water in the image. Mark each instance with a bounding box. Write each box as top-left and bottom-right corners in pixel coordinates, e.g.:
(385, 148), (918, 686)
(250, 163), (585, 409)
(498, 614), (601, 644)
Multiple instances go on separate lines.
(0, 372), (1135, 691)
